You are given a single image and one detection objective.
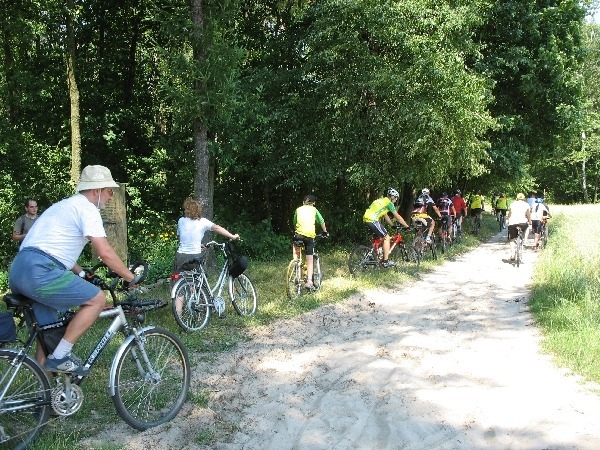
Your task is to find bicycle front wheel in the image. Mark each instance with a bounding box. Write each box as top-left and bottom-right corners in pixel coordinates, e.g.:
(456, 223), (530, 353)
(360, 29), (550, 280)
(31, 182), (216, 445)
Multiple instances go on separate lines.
(0, 349), (52, 450)
(229, 274), (258, 316)
(348, 245), (377, 275)
(112, 327), (190, 430)
(286, 260), (302, 300)
(171, 277), (211, 331)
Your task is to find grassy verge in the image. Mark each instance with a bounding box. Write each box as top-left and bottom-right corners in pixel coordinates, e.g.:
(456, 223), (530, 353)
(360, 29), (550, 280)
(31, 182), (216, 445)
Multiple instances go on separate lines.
(529, 204), (600, 384)
(2, 213), (501, 449)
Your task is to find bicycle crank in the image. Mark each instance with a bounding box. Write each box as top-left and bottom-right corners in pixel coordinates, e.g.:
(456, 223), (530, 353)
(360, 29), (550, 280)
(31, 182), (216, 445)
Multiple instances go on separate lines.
(51, 378), (84, 416)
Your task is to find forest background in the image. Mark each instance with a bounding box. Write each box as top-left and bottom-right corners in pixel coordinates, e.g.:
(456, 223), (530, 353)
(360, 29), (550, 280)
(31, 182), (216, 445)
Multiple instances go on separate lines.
(1, 0), (599, 280)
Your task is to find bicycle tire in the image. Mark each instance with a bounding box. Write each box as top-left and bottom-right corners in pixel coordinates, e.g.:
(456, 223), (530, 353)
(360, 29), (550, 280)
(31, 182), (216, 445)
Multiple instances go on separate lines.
(286, 260), (302, 300)
(430, 237), (438, 259)
(391, 244), (419, 275)
(348, 245), (377, 275)
(312, 254), (323, 290)
(112, 327), (190, 430)
(0, 349), (52, 450)
(171, 277), (211, 331)
(440, 231), (447, 254)
(411, 237), (424, 270)
(539, 225), (548, 249)
(229, 274), (258, 316)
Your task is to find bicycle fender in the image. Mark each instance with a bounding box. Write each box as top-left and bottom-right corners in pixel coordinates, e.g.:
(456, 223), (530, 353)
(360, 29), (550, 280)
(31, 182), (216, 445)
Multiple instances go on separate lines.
(108, 325), (157, 395)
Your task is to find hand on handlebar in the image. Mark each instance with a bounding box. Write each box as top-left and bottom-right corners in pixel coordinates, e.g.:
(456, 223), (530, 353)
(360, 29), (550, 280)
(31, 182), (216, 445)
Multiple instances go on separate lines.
(122, 273), (144, 290)
(84, 270), (106, 288)
(319, 231), (329, 238)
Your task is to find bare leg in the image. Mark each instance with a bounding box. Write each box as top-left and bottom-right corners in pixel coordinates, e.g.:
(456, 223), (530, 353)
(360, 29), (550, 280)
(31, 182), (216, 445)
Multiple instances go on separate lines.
(62, 291), (106, 345)
(305, 254), (314, 286)
(382, 235), (391, 260)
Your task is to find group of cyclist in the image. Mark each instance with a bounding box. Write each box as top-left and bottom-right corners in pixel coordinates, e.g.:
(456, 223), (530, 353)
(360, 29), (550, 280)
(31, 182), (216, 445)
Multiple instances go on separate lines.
(11, 160), (552, 379)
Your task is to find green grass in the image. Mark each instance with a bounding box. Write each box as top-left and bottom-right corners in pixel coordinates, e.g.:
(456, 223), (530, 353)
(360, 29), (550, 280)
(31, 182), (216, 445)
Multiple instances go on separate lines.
(529, 204), (600, 383)
(0, 210), (514, 448)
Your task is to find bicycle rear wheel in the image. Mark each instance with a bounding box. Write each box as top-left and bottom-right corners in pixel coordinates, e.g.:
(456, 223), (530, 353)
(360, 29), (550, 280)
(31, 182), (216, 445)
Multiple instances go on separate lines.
(0, 349), (51, 450)
(348, 245), (377, 275)
(286, 260), (302, 300)
(112, 327), (190, 430)
(229, 274), (258, 316)
(411, 237), (424, 272)
(171, 277), (211, 331)
(430, 237), (438, 260)
(391, 244), (419, 275)
(312, 254), (322, 290)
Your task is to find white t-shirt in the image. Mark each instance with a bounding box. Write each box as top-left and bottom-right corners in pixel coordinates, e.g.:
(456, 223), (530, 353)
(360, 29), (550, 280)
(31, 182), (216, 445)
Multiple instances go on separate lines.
(508, 200), (530, 226)
(531, 203), (549, 221)
(177, 217), (215, 254)
(21, 194), (106, 269)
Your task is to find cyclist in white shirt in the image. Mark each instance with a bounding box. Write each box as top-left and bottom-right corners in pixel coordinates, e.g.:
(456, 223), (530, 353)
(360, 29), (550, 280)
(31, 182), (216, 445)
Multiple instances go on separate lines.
(506, 193), (531, 261)
(531, 197), (551, 250)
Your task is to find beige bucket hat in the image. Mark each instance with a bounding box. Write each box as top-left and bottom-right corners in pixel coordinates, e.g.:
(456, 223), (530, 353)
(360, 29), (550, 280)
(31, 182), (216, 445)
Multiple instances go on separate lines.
(76, 165), (120, 192)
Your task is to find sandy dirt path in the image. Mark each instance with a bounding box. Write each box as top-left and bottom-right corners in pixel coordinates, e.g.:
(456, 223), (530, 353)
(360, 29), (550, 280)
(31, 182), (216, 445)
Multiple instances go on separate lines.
(83, 232), (600, 449)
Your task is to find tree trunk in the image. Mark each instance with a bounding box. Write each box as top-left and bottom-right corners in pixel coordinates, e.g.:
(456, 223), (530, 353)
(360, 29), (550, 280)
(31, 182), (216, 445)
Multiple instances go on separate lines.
(191, 0), (215, 220)
(66, 0), (82, 184)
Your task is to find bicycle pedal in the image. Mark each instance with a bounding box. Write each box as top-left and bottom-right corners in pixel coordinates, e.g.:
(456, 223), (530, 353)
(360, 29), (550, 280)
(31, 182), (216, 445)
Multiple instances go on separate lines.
(213, 296), (226, 316)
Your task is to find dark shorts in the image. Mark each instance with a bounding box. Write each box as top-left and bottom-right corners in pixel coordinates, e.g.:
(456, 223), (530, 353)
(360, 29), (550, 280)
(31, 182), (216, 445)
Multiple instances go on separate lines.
(9, 247), (100, 326)
(293, 234), (315, 255)
(363, 222), (388, 239)
(496, 208), (507, 217)
(508, 223), (528, 240)
(470, 208), (483, 217)
(531, 220), (542, 234)
(439, 215), (452, 227)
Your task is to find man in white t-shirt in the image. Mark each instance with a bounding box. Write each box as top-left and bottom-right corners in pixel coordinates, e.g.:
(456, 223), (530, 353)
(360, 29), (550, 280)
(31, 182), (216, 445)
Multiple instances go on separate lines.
(9, 165), (139, 375)
(506, 193), (531, 261)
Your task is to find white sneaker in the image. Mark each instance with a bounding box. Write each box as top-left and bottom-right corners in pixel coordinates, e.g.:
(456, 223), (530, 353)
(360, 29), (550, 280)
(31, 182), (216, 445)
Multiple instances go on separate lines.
(425, 236), (432, 244)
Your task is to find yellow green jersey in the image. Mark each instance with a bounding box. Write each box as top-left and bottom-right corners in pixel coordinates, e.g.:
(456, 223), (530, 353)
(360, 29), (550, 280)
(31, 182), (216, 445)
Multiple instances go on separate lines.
(293, 205), (325, 238)
(470, 194), (484, 209)
(363, 197), (396, 222)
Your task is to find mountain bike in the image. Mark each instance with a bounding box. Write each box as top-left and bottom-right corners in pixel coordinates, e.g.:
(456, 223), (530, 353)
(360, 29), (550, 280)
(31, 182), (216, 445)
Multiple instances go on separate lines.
(171, 241), (257, 332)
(452, 216), (463, 244)
(411, 220), (438, 263)
(538, 217), (549, 249)
(472, 212), (482, 235)
(515, 225), (524, 267)
(438, 217), (454, 254)
(348, 226), (417, 275)
(497, 210), (507, 231)
(287, 233), (326, 300)
(0, 263), (190, 450)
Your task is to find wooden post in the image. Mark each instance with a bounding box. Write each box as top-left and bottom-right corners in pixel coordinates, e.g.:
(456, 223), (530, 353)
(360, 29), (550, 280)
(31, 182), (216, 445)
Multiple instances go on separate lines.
(95, 183), (128, 264)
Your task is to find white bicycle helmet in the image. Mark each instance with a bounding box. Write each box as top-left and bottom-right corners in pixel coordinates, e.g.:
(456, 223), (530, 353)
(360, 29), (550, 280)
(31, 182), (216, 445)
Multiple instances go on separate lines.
(421, 188), (430, 196)
(387, 187), (399, 198)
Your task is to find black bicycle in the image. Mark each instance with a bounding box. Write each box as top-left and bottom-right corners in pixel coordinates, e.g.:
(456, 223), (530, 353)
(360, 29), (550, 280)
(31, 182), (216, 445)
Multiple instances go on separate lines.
(0, 263), (190, 450)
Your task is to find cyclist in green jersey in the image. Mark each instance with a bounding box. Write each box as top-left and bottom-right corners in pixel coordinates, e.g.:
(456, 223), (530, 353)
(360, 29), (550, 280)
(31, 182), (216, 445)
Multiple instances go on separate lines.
(469, 190), (485, 229)
(495, 193), (508, 222)
(362, 188), (410, 268)
(293, 195), (328, 289)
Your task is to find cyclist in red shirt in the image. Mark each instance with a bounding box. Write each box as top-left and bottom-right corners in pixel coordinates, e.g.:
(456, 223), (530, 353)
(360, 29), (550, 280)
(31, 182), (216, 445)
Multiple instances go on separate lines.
(451, 190), (467, 232)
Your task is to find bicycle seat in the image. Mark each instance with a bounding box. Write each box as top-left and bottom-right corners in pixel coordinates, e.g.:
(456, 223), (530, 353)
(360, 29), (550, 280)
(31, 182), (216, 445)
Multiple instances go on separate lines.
(3, 293), (33, 309)
(293, 240), (305, 248)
